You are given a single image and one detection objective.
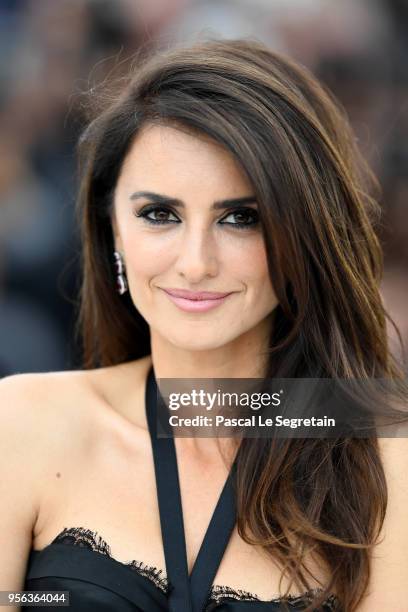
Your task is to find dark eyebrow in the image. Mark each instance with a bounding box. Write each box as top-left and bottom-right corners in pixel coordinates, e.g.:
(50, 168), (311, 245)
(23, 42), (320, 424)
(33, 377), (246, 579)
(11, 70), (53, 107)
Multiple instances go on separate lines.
(129, 191), (257, 210)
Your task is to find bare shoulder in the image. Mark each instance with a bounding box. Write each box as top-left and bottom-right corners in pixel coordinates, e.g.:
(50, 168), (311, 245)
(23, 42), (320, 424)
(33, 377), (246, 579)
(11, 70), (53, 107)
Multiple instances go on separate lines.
(377, 435), (408, 519)
(377, 434), (408, 461)
(355, 435), (408, 609)
(0, 353), (153, 430)
(85, 354), (153, 430)
(377, 429), (408, 489)
(0, 359), (152, 592)
(0, 370), (94, 591)
(0, 354), (153, 465)
(0, 369), (93, 437)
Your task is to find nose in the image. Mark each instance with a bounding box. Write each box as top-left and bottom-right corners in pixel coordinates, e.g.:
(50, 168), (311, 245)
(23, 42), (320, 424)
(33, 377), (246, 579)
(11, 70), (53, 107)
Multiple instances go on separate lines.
(174, 223), (219, 282)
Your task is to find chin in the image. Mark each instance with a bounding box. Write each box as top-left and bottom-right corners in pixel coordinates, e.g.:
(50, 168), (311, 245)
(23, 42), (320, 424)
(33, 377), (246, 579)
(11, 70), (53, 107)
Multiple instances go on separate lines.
(163, 332), (231, 352)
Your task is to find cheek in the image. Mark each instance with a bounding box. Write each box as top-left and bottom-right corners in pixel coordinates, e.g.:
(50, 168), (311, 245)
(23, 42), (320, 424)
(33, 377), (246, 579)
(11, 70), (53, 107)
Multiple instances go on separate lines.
(122, 226), (272, 290)
(236, 239), (271, 287)
(238, 241), (277, 312)
(123, 233), (171, 277)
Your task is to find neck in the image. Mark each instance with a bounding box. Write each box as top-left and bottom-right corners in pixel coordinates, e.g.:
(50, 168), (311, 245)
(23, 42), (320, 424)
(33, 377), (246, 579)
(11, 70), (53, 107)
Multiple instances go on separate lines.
(149, 321), (272, 380)
(147, 321), (272, 460)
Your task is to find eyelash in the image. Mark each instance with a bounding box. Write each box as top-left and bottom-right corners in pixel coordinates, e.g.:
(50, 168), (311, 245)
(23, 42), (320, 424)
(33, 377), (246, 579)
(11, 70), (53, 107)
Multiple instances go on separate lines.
(134, 205), (259, 231)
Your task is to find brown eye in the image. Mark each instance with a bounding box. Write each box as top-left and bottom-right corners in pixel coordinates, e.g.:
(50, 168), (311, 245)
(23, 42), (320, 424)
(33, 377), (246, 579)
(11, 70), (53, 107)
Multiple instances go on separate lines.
(151, 209), (171, 222)
(220, 208), (259, 230)
(134, 204), (259, 231)
(135, 205), (180, 225)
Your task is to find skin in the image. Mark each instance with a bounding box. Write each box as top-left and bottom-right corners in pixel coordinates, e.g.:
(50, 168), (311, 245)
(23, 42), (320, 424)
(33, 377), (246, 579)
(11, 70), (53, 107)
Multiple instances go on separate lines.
(1, 123), (324, 604)
(1, 126), (405, 609)
(112, 123), (278, 375)
(112, 123), (279, 457)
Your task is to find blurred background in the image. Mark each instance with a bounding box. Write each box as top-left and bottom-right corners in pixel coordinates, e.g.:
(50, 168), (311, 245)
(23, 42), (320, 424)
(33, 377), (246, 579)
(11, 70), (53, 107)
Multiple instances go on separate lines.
(0, 0), (407, 376)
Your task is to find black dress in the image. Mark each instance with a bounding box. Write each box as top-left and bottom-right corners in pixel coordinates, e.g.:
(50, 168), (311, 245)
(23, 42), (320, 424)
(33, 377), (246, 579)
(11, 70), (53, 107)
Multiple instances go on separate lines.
(23, 366), (339, 611)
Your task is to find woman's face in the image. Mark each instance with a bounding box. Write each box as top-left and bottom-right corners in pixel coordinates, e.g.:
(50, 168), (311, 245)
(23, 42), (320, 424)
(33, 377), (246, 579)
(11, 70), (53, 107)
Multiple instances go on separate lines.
(112, 123), (278, 351)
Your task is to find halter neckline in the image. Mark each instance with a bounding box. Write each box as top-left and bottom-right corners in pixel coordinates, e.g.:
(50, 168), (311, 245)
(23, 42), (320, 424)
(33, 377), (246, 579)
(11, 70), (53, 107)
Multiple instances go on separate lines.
(145, 365), (239, 612)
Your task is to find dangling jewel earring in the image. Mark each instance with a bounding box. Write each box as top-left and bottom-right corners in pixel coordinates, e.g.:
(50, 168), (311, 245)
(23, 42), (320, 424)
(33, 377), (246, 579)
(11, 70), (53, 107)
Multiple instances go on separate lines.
(113, 250), (128, 295)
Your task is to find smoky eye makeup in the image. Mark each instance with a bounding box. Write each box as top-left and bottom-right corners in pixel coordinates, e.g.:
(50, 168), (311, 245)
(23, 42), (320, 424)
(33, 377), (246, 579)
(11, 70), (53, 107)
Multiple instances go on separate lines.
(133, 203), (260, 231)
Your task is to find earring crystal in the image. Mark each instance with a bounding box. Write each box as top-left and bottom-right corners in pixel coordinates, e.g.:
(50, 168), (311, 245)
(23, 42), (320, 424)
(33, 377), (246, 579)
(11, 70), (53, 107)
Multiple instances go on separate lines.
(113, 250), (128, 295)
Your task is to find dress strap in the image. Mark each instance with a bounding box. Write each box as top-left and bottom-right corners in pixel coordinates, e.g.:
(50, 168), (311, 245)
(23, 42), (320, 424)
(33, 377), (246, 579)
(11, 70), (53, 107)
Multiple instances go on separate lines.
(145, 365), (238, 612)
(146, 366), (193, 612)
(189, 462), (237, 612)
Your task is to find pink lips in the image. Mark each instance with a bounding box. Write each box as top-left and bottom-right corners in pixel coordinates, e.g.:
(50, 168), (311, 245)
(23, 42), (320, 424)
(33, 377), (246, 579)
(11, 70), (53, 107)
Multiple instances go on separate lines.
(161, 288), (234, 312)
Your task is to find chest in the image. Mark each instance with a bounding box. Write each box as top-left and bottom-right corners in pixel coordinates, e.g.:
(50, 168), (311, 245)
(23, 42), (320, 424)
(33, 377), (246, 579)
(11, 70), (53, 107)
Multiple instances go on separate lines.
(32, 421), (329, 602)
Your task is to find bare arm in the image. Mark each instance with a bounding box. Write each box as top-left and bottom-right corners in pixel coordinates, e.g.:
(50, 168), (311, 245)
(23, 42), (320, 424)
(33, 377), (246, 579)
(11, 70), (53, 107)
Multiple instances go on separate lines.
(356, 436), (408, 609)
(0, 374), (46, 611)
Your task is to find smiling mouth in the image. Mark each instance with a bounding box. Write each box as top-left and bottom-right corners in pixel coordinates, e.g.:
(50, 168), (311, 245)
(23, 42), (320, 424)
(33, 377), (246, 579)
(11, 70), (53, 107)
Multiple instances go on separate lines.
(161, 288), (233, 301)
(161, 288), (234, 312)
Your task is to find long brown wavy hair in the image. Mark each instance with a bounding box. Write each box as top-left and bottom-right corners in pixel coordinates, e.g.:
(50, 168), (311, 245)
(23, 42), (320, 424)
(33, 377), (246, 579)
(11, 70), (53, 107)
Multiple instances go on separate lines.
(75, 38), (408, 611)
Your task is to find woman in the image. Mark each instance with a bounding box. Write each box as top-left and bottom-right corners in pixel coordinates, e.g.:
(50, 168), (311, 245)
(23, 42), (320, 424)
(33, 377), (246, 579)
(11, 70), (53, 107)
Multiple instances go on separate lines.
(1, 38), (407, 612)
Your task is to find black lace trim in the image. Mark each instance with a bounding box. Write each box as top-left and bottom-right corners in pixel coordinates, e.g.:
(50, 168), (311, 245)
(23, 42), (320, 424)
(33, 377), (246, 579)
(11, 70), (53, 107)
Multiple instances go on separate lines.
(51, 527), (170, 594)
(50, 527), (339, 610)
(207, 584), (340, 610)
